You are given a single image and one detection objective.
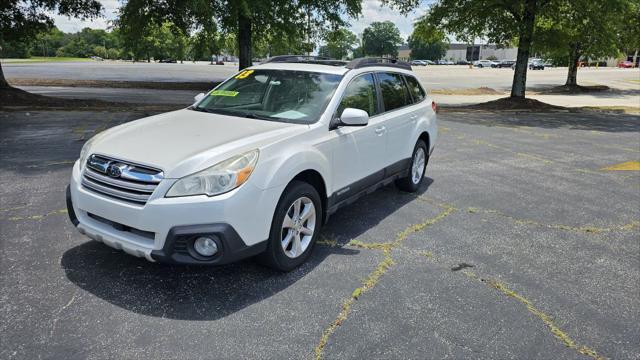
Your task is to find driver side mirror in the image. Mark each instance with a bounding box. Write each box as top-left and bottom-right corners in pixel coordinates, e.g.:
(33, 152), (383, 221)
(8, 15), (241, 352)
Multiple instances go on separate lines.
(339, 108), (369, 127)
(193, 92), (205, 104)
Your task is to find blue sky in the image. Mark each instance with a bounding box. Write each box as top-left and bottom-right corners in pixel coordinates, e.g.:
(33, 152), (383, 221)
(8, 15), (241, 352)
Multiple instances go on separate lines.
(52, 0), (431, 43)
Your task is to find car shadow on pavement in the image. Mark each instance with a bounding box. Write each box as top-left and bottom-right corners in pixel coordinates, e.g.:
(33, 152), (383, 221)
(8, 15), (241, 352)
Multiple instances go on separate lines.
(60, 178), (434, 321)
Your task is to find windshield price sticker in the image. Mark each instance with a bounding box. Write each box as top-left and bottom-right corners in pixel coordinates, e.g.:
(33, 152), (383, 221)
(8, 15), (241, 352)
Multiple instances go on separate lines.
(235, 70), (254, 79)
(210, 90), (239, 97)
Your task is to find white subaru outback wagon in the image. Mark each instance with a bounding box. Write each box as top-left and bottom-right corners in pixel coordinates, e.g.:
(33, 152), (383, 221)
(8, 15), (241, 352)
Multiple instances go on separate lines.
(66, 56), (438, 271)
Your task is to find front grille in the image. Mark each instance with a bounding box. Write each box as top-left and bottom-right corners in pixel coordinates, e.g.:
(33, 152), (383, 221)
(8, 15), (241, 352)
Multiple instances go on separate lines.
(81, 154), (163, 205)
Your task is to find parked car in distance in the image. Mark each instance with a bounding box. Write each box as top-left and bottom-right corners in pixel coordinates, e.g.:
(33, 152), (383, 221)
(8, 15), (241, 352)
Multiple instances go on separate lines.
(542, 60), (554, 67)
(90, 56), (103, 61)
(411, 60), (427, 66)
(473, 60), (498, 68)
(159, 59), (177, 63)
(424, 60), (435, 65)
(66, 56), (438, 271)
(456, 60), (470, 65)
(529, 60), (545, 70)
(496, 60), (515, 68)
(618, 61), (635, 68)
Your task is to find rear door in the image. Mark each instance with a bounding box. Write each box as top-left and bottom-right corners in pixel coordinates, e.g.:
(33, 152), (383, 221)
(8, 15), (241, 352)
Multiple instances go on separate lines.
(375, 72), (417, 173)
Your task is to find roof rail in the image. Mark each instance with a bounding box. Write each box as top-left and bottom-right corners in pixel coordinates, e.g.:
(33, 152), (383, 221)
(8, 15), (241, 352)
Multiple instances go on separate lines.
(346, 57), (412, 71)
(263, 55), (347, 66)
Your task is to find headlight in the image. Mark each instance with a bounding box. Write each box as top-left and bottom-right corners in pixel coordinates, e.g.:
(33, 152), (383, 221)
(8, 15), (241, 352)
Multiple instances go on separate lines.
(78, 137), (95, 169)
(166, 149), (259, 197)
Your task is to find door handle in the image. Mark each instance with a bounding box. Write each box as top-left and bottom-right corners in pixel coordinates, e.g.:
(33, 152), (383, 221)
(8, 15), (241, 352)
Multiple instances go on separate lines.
(410, 114), (417, 121)
(375, 126), (386, 135)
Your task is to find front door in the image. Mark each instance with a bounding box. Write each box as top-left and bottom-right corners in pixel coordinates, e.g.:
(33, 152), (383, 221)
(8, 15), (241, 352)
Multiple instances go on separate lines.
(330, 73), (386, 203)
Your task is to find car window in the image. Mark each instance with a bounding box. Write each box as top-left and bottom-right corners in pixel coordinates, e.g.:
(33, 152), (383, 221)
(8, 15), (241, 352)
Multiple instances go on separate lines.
(195, 70), (342, 124)
(404, 75), (426, 103)
(377, 72), (411, 112)
(336, 73), (379, 117)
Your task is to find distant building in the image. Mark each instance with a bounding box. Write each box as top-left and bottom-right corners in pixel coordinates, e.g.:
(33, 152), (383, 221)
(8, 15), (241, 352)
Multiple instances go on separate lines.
(397, 43), (518, 61)
(397, 44), (410, 61)
(446, 44), (518, 61)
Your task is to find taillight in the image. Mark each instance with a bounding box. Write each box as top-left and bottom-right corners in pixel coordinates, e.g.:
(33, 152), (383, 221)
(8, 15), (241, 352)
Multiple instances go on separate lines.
(431, 101), (437, 112)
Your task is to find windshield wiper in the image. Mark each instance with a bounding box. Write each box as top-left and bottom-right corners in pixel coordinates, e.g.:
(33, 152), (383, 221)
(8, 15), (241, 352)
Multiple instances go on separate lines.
(191, 107), (216, 113)
(243, 113), (276, 121)
(191, 108), (287, 122)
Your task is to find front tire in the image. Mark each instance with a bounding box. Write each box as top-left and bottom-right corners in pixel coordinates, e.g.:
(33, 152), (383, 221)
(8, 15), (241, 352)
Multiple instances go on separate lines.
(396, 140), (428, 192)
(258, 181), (322, 271)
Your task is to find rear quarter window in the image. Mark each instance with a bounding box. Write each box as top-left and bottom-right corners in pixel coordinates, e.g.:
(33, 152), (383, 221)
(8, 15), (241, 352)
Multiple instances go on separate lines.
(404, 75), (426, 103)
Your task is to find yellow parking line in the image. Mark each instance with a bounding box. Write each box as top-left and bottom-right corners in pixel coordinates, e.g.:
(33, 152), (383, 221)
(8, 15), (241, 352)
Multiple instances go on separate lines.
(601, 161), (640, 171)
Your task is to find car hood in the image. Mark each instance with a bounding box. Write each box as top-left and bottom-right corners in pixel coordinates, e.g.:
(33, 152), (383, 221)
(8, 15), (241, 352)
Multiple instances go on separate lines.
(87, 109), (302, 178)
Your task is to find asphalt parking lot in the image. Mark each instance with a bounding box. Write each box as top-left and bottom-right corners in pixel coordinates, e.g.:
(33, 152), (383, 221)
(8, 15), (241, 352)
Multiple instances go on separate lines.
(4, 61), (639, 92)
(1, 109), (639, 359)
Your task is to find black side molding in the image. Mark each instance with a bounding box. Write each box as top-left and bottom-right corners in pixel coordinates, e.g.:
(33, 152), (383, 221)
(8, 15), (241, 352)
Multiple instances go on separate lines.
(326, 158), (412, 217)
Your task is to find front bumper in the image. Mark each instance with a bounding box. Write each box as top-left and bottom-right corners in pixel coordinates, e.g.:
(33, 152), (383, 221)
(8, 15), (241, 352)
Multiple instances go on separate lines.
(67, 161), (280, 264)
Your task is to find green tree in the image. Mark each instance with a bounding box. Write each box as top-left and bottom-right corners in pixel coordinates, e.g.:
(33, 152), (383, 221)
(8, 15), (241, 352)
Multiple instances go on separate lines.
(535, 0), (629, 88)
(252, 26), (311, 58)
(384, 0), (554, 99)
(617, 0), (640, 65)
(362, 21), (403, 57)
(117, 0), (361, 70)
(190, 28), (221, 61)
(92, 45), (108, 58)
(32, 27), (68, 57)
(1, 40), (33, 58)
(407, 19), (448, 60)
(56, 37), (92, 57)
(164, 25), (189, 63)
(407, 36), (448, 60)
(106, 48), (120, 59)
(221, 33), (238, 57)
(0, 0), (102, 87)
(321, 28), (358, 59)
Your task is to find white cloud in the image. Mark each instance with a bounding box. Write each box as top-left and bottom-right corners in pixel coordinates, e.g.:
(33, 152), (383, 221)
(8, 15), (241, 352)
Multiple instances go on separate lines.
(52, 0), (119, 32)
(345, 0), (431, 42)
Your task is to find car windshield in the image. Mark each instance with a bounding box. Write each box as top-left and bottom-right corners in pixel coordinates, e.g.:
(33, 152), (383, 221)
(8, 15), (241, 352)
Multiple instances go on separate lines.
(193, 69), (343, 124)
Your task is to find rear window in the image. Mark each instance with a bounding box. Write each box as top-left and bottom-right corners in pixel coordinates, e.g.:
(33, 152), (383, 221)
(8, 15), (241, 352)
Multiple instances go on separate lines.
(404, 75), (426, 103)
(377, 72), (411, 112)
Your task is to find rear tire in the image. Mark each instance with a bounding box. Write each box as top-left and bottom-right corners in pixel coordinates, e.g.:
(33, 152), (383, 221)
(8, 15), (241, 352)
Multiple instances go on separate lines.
(396, 140), (428, 192)
(257, 181), (322, 272)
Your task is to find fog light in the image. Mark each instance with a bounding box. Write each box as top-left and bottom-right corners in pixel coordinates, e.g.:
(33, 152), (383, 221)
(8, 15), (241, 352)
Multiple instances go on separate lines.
(193, 236), (218, 257)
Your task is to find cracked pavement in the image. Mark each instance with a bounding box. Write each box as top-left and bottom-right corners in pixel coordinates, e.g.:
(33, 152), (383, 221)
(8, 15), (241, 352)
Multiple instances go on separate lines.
(1, 109), (639, 359)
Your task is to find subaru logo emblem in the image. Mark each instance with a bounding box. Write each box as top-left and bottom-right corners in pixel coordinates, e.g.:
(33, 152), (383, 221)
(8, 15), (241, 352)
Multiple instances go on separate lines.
(107, 163), (124, 178)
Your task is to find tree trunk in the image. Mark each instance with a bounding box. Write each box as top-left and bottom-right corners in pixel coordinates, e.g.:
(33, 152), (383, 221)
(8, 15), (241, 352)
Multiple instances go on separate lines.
(0, 62), (9, 89)
(238, 12), (252, 70)
(510, 0), (537, 98)
(565, 43), (581, 87)
(633, 49), (638, 67)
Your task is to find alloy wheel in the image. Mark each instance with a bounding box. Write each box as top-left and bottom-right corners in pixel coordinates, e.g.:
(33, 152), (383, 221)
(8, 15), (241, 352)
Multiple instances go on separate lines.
(411, 147), (426, 184)
(280, 196), (316, 258)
